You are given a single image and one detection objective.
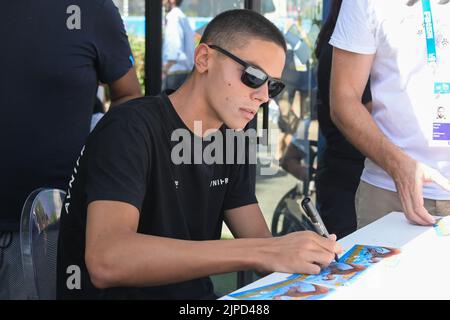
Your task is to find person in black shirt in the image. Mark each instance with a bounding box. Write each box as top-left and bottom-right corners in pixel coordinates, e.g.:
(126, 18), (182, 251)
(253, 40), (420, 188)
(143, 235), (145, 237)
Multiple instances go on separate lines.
(0, 0), (141, 299)
(57, 9), (342, 300)
(315, 0), (372, 239)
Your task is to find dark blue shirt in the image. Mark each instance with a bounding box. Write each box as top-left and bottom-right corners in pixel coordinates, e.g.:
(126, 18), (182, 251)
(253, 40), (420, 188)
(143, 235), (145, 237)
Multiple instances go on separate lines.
(0, 0), (133, 231)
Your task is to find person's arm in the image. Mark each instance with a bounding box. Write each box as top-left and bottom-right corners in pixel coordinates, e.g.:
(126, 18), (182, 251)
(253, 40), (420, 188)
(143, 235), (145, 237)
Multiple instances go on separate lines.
(330, 48), (450, 225)
(85, 201), (341, 289)
(94, 0), (142, 107)
(224, 203), (272, 239)
(108, 67), (142, 108)
(365, 101), (373, 113)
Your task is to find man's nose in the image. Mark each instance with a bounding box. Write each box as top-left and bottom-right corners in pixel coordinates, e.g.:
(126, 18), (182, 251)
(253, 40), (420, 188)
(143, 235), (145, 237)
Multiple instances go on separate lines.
(252, 82), (270, 103)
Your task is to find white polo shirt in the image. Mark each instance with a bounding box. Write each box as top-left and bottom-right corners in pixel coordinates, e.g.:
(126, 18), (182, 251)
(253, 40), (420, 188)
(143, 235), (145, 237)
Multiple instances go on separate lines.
(330, 0), (450, 200)
(163, 7), (195, 74)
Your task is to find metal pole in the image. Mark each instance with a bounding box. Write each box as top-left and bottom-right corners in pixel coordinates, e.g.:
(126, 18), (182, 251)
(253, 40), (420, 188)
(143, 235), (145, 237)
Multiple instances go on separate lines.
(145, 0), (162, 96)
(245, 0), (262, 11)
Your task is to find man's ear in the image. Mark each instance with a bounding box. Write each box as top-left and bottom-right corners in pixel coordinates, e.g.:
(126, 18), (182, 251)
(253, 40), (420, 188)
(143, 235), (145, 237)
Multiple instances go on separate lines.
(194, 44), (210, 74)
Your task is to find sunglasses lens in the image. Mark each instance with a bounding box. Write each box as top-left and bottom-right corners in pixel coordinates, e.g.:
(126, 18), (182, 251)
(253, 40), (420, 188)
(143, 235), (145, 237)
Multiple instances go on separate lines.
(268, 80), (285, 98)
(241, 66), (267, 88)
(241, 66), (285, 98)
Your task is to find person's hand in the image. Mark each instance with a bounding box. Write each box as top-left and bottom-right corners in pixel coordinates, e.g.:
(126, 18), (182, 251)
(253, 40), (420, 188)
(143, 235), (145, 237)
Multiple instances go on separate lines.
(256, 231), (343, 275)
(391, 157), (450, 225)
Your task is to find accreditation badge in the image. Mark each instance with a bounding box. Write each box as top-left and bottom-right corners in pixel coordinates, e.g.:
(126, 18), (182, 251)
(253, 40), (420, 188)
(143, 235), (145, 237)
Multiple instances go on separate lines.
(430, 92), (450, 147)
(429, 64), (450, 147)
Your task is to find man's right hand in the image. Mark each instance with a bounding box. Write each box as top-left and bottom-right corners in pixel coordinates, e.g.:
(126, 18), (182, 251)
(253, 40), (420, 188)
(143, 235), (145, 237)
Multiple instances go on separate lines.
(256, 231), (342, 275)
(391, 155), (450, 226)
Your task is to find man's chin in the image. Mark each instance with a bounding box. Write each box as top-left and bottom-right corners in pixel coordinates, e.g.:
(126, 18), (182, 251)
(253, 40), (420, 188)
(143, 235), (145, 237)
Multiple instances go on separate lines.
(225, 122), (247, 131)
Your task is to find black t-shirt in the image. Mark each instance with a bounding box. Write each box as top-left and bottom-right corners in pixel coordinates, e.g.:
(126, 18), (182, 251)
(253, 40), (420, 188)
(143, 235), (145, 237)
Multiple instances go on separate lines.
(316, 43), (371, 188)
(0, 0), (132, 231)
(57, 93), (258, 300)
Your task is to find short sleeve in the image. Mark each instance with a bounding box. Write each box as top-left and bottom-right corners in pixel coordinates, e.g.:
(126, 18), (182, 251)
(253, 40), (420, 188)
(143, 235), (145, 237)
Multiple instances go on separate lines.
(223, 164), (258, 211)
(330, 0), (377, 55)
(94, 0), (133, 84)
(85, 113), (150, 211)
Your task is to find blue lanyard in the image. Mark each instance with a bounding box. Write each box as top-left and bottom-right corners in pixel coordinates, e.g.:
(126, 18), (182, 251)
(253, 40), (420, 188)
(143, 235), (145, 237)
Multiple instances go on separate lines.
(435, 82), (450, 94)
(422, 0), (450, 94)
(422, 0), (437, 65)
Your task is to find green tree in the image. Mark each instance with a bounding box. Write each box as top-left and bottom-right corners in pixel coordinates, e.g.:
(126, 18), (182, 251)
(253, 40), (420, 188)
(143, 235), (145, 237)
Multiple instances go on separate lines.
(128, 34), (146, 94)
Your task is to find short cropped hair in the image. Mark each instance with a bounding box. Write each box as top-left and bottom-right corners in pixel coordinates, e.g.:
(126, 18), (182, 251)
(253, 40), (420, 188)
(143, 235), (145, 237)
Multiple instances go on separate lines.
(200, 9), (287, 52)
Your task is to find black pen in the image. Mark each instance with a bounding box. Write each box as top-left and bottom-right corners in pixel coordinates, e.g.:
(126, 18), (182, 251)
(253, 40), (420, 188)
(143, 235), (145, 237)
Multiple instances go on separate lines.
(301, 197), (339, 263)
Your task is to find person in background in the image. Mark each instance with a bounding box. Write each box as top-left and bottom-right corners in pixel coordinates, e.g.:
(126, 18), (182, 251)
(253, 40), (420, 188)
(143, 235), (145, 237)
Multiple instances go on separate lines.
(330, 0), (450, 228)
(279, 118), (310, 182)
(0, 0), (141, 299)
(315, 0), (372, 239)
(162, 0), (195, 91)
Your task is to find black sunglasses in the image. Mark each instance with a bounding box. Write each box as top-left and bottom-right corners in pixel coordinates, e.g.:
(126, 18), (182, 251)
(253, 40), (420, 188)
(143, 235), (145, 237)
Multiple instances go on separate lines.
(208, 45), (285, 99)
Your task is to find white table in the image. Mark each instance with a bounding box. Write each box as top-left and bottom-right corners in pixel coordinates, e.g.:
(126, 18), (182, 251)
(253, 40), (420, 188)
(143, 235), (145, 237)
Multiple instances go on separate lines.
(223, 212), (450, 300)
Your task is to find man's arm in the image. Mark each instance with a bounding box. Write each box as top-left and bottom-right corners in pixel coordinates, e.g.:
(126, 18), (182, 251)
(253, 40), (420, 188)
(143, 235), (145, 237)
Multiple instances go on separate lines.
(109, 68), (142, 107)
(85, 201), (341, 289)
(330, 48), (450, 225)
(224, 204), (272, 239)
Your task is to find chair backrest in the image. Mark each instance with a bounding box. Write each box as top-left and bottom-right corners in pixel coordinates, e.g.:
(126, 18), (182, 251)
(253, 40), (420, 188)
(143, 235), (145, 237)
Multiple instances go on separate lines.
(20, 188), (66, 300)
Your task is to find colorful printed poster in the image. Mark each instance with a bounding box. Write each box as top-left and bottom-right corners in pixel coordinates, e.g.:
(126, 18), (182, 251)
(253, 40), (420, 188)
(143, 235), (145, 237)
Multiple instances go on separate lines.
(229, 245), (401, 300)
(434, 217), (450, 236)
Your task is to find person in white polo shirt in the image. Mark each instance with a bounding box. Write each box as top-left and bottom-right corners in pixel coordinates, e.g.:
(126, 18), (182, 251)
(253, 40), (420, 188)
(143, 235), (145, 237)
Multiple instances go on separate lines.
(329, 0), (450, 228)
(162, 0), (195, 91)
